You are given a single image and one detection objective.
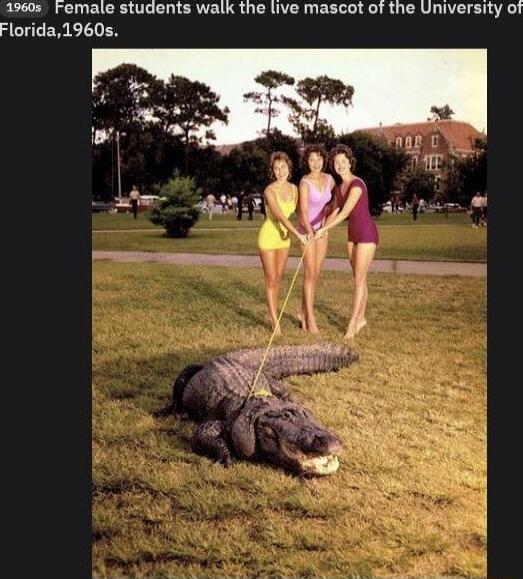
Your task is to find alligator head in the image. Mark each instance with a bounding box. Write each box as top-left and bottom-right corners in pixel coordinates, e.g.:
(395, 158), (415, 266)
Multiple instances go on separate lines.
(231, 397), (343, 476)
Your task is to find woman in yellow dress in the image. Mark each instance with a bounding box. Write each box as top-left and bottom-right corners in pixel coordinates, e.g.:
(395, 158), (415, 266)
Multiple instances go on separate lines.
(257, 151), (309, 335)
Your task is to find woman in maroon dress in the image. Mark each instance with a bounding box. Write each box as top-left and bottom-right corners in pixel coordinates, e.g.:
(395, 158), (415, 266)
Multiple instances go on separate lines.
(315, 145), (379, 340)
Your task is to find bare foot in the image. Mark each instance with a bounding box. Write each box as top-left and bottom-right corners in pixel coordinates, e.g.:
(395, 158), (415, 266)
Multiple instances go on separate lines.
(355, 318), (367, 335)
(298, 311), (307, 332)
(271, 320), (282, 336)
(343, 323), (357, 340)
(307, 320), (320, 335)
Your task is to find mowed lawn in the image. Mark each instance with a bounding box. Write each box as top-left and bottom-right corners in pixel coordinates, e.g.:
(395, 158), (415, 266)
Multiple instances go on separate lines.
(92, 210), (475, 231)
(92, 225), (486, 262)
(93, 262), (486, 578)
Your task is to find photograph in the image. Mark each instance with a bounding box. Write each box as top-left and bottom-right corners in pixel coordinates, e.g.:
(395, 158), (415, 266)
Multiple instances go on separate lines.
(91, 48), (487, 578)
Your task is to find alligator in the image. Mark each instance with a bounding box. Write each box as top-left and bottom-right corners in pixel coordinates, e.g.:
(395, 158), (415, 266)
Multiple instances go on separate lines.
(170, 342), (358, 476)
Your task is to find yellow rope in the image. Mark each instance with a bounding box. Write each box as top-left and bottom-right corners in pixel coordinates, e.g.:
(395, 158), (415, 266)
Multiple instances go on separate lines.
(248, 245), (309, 398)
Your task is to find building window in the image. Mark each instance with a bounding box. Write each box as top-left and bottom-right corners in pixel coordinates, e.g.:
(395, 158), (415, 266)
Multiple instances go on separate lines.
(434, 175), (441, 191)
(405, 136), (412, 148)
(424, 155), (443, 171)
(431, 135), (439, 147)
(411, 156), (418, 169)
(395, 136), (403, 147)
(415, 135), (422, 147)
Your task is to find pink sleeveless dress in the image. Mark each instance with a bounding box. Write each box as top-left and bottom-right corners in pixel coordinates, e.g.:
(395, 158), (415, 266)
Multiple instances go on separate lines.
(297, 174), (334, 234)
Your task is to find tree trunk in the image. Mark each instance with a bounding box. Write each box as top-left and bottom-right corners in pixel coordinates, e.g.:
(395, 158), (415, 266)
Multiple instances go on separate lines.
(267, 88), (272, 136)
(184, 129), (190, 174)
(312, 97), (322, 139)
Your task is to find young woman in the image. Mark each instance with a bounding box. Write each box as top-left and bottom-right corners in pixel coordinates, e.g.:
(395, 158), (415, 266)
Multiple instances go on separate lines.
(257, 152), (309, 335)
(315, 145), (379, 340)
(297, 145), (335, 334)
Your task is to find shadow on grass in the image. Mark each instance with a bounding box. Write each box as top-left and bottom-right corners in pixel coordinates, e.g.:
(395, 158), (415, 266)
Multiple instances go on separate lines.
(179, 275), (268, 330)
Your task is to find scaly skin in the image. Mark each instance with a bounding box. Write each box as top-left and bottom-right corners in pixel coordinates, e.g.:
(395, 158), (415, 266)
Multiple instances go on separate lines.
(171, 342), (358, 475)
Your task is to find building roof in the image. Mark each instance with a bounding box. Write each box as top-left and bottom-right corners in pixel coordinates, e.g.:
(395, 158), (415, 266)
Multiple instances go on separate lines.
(356, 120), (484, 152)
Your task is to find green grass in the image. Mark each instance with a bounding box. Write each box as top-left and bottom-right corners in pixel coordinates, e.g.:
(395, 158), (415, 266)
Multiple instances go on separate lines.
(92, 210), (473, 231)
(92, 223), (487, 262)
(93, 262), (486, 578)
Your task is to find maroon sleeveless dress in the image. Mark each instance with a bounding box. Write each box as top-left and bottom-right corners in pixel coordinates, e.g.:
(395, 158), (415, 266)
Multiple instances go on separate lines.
(334, 177), (379, 244)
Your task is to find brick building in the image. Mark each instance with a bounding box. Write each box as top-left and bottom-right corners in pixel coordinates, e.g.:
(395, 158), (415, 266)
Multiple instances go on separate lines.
(357, 119), (485, 196)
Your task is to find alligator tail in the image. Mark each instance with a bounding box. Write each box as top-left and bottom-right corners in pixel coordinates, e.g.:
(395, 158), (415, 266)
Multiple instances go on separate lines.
(171, 364), (204, 413)
(261, 342), (358, 379)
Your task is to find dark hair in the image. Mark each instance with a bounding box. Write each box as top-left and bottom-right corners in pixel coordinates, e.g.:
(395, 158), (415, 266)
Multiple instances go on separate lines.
(269, 151), (293, 181)
(302, 144), (328, 173)
(329, 144), (357, 173)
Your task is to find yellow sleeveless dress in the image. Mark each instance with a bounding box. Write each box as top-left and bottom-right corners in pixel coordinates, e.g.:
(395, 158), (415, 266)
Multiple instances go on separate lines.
(257, 188), (297, 251)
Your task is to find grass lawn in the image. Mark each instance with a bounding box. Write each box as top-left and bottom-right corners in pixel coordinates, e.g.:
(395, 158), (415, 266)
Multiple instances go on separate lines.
(92, 210), (474, 231)
(92, 223), (487, 262)
(93, 262), (486, 578)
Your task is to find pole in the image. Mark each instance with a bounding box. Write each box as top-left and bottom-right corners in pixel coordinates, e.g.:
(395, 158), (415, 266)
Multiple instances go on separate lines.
(116, 130), (122, 201)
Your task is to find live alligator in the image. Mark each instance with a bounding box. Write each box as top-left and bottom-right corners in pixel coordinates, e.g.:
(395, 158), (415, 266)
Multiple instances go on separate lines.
(170, 342), (358, 476)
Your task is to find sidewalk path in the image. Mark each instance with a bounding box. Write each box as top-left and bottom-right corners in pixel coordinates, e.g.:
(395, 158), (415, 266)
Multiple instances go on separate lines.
(93, 251), (486, 277)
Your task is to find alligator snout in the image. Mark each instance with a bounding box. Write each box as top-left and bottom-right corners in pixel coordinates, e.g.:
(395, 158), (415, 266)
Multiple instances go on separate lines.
(312, 432), (343, 455)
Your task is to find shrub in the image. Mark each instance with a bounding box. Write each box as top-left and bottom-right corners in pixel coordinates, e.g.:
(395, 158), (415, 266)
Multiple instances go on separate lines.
(150, 173), (201, 238)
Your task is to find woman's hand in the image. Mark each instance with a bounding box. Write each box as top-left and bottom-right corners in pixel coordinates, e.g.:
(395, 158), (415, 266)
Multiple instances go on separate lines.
(314, 227), (327, 239)
(297, 232), (310, 246)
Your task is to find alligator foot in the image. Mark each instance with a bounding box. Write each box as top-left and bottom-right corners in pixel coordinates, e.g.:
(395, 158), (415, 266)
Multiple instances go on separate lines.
(192, 420), (233, 467)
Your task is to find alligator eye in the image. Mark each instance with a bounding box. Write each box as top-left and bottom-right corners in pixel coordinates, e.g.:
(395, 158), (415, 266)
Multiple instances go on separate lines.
(282, 411), (293, 421)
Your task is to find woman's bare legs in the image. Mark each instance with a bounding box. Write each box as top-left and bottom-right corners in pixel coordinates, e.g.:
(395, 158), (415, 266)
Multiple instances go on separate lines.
(260, 248), (289, 335)
(345, 242), (376, 339)
(300, 234), (328, 334)
(347, 242), (368, 334)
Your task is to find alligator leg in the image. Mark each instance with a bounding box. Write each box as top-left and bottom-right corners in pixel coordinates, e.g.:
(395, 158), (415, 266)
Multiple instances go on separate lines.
(266, 376), (295, 402)
(191, 420), (233, 467)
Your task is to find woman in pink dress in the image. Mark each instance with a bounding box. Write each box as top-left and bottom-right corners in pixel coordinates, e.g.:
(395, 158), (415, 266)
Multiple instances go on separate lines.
(297, 145), (335, 334)
(315, 144), (379, 340)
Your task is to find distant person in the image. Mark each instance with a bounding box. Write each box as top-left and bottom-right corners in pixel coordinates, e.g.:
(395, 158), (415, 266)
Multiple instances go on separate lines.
(206, 193), (216, 221)
(481, 192), (488, 226)
(220, 193), (227, 212)
(237, 191), (244, 221)
(246, 193), (255, 221)
(231, 195), (238, 212)
(470, 192), (483, 228)
(259, 195), (266, 217)
(411, 194), (420, 221)
(129, 185), (141, 219)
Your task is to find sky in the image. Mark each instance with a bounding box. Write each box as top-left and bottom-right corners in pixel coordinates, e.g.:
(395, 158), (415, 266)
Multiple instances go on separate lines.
(92, 49), (487, 145)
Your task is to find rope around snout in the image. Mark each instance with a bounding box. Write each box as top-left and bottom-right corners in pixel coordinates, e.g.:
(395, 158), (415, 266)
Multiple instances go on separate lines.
(248, 243), (310, 399)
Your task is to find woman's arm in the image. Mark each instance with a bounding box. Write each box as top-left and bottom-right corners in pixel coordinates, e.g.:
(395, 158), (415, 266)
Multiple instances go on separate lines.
(315, 186), (363, 237)
(264, 186), (309, 244)
(298, 179), (314, 237)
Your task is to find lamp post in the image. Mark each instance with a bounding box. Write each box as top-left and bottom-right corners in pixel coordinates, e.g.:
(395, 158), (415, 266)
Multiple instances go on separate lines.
(116, 130), (122, 201)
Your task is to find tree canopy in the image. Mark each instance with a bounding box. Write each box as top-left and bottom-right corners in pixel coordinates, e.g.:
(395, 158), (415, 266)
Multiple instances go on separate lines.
(430, 104), (455, 121)
(284, 75), (354, 143)
(243, 70), (295, 136)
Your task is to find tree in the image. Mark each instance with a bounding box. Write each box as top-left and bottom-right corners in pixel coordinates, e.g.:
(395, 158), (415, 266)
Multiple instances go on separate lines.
(445, 139), (487, 205)
(336, 132), (408, 214)
(154, 75), (229, 171)
(243, 70), (295, 136)
(149, 172), (201, 238)
(92, 63), (160, 138)
(219, 130), (301, 196)
(430, 104), (455, 121)
(284, 75), (354, 143)
(401, 168), (437, 202)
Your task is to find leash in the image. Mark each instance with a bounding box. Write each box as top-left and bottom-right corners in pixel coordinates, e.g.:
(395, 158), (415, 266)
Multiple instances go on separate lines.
(248, 243), (310, 399)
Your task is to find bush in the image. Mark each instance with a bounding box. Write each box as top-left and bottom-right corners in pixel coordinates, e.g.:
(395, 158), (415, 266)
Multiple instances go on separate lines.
(150, 173), (201, 238)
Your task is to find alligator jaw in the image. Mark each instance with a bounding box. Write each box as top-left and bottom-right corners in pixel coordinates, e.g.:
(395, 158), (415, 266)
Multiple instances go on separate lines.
(299, 454), (340, 476)
(280, 441), (341, 476)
